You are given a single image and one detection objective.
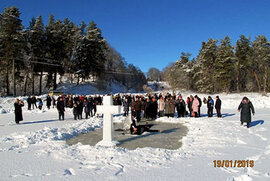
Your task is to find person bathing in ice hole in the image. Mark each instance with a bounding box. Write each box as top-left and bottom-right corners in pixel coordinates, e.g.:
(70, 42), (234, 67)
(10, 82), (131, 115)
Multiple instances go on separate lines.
(238, 97), (255, 128)
(130, 116), (159, 135)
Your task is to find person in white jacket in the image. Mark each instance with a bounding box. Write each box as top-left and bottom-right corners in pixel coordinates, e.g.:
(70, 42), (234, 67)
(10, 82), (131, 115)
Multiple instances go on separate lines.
(158, 96), (165, 117)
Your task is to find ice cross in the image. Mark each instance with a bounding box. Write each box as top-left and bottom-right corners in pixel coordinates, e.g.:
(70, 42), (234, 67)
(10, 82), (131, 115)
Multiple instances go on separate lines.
(96, 95), (121, 146)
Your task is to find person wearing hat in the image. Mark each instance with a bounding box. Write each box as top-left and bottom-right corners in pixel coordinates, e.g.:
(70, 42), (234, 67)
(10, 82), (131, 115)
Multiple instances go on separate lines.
(207, 96), (214, 117)
(14, 98), (24, 124)
(57, 97), (65, 120)
(215, 96), (222, 117)
(238, 97), (255, 128)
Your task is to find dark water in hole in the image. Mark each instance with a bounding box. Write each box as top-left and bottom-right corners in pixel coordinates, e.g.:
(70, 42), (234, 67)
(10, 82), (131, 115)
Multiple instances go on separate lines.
(66, 121), (188, 150)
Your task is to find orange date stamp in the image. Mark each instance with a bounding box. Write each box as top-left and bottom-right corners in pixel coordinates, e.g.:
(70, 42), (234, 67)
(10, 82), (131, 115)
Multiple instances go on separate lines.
(213, 160), (254, 168)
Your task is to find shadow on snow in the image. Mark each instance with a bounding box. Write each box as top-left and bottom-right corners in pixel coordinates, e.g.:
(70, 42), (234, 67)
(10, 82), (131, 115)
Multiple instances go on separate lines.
(21, 119), (59, 125)
(250, 120), (264, 128)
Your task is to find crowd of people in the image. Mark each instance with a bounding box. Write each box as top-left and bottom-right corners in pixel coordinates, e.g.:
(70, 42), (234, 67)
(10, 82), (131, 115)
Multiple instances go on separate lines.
(13, 93), (255, 129)
(120, 93), (223, 123)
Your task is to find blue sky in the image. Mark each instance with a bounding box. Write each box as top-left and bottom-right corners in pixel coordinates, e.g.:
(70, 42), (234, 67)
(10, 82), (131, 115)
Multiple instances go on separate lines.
(1, 0), (270, 72)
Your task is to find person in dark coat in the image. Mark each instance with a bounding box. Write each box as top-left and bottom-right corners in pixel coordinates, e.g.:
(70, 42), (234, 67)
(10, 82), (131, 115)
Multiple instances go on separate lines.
(123, 99), (130, 116)
(207, 96), (214, 117)
(149, 97), (158, 120)
(73, 103), (78, 120)
(32, 96), (37, 109)
(83, 99), (90, 119)
(57, 97), (65, 120)
(196, 95), (202, 117)
(26, 96), (32, 110)
(46, 95), (52, 109)
(132, 97), (142, 122)
(215, 96), (222, 118)
(14, 99), (24, 124)
(144, 99), (151, 119)
(77, 100), (83, 119)
(176, 95), (186, 118)
(238, 97), (255, 128)
(187, 96), (193, 117)
(88, 97), (94, 117)
(52, 96), (56, 108)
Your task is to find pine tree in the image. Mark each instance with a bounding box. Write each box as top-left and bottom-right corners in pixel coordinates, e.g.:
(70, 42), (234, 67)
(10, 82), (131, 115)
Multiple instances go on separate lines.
(194, 39), (217, 93)
(45, 15), (66, 90)
(235, 35), (253, 92)
(86, 21), (107, 76)
(214, 36), (235, 93)
(252, 35), (270, 93)
(0, 7), (24, 96)
(28, 15), (46, 94)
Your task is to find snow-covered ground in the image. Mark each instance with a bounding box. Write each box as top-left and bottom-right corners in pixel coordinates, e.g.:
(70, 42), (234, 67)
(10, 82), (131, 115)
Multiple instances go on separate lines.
(0, 93), (270, 181)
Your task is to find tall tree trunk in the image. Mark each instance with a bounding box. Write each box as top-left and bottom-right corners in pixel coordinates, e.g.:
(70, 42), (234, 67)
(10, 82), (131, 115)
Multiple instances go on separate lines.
(263, 66), (268, 93)
(23, 72), (29, 96)
(6, 69), (10, 96)
(226, 81), (230, 94)
(236, 60), (240, 92)
(13, 59), (16, 97)
(32, 71), (35, 95)
(39, 71), (43, 95)
(253, 70), (261, 92)
(53, 71), (57, 90)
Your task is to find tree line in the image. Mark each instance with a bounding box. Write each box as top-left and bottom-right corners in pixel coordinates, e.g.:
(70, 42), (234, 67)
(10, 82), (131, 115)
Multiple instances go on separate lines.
(161, 35), (270, 94)
(0, 6), (146, 96)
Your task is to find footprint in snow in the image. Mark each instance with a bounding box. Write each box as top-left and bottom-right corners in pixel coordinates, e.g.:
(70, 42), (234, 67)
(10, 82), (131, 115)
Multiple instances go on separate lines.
(255, 134), (267, 141)
(64, 168), (76, 176)
(22, 173), (33, 177)
(232, 174), (252, 181)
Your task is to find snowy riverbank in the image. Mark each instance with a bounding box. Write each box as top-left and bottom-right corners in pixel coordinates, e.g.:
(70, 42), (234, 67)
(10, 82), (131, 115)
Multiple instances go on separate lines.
(0, 93), (270, 180)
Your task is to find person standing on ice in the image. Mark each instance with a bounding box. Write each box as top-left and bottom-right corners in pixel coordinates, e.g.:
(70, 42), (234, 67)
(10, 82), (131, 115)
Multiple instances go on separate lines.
(14, 99), (24, 124)
(158, 96), (165, 117)
(207, 96), (214, 117)
(176, 95), (186, 118)
(27, 96), (32, 110)
(83, 99), (90, 119)
(238, 97), (255, 128)
(73, 103), (78, 120)
(77, 100), (83, 119)
(215, 96), (222, 117)
(192, 96), (200, 117)
(46, 95), (52, 109)
(31, 96), (37, 109)
(132, 96), (142, 122)
(196, 95), (202, 117)
(57, 97), (65, 120)
(187, 96), (193, 117)
(38, 98), (43, 110)
(123, 98), (130, 116)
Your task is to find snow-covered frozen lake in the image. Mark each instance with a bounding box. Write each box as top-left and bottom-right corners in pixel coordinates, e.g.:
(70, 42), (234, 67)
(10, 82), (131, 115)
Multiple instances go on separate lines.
(0, 92), (270, 181)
